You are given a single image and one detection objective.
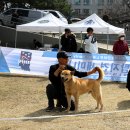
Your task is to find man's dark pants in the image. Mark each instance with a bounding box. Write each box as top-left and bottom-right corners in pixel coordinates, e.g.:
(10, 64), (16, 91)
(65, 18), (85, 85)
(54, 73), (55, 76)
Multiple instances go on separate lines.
(46, 84), (75, 110)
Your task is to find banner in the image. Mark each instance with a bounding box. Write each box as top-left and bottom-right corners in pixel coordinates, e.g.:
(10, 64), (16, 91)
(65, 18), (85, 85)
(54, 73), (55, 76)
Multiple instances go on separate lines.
(0, 47), (130, 82)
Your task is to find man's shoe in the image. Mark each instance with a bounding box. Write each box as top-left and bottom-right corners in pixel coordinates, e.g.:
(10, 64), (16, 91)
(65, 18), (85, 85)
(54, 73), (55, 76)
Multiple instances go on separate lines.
(45, 106), (54, 112)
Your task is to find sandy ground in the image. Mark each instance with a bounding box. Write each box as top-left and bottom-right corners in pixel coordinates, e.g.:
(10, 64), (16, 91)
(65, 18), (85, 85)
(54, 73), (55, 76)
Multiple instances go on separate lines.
(0, 75), (130, 130)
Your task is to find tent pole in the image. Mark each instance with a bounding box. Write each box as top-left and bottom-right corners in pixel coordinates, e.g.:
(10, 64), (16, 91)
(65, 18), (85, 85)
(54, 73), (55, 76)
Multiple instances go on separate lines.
(80, 31), (83, 47)
(107, 34), (109, 54)
(106, 28), (109, 54)
(15, 30), (17, 48)
(58, 27), (62, 51)
(42, 33), (43, 45)
(59, 32), (61, 50)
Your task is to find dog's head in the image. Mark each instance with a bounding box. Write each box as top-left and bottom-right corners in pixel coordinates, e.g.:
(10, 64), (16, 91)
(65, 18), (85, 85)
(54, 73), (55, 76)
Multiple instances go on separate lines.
(60, 70), (74, 82)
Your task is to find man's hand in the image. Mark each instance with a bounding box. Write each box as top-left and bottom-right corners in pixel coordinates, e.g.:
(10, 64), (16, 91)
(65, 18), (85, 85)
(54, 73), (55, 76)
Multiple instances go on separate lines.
(91, 67), (98, 73)
(87, 67), (98, 76)
(54, 65), (65, 77)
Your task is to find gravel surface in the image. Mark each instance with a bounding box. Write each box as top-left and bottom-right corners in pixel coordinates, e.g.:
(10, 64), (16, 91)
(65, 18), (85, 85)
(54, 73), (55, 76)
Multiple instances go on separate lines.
(0, 75), (130, 130)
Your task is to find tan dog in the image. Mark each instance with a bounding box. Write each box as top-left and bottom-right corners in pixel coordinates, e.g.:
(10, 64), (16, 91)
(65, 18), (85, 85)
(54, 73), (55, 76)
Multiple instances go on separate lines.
(60, 67), (104, 112)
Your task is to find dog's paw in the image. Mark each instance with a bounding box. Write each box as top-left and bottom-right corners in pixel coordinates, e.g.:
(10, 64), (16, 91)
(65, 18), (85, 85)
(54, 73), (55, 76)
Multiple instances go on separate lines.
(65, 108), (70, 112)
(74, 110), (78, 113)
(99, 110), (103, 112)
(95, 107), (99, 110)
(99, 108), (103, 112)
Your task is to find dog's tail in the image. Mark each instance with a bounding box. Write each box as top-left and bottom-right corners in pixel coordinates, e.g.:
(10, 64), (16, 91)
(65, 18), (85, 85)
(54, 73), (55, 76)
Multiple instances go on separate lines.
(95, 67), (104, 82)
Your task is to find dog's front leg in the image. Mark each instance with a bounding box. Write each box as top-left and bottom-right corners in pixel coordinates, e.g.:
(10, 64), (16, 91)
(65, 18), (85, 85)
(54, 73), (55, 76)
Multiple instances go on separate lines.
(66, 94), (71, 112)
(74, 93), (79, 112)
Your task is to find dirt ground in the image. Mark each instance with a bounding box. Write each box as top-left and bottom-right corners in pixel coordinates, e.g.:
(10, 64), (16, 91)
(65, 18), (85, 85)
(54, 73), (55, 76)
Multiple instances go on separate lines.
(0, 74), (130, 130)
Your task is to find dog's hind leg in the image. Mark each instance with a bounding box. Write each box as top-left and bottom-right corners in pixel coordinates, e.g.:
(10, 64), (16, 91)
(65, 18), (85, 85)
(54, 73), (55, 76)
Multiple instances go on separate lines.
(91, 91), (100, 110)
(98, 95), (103, 112)
(91, 87), (103, 112)
(93, 93), (103, 112)
(96, 88), (103, 112)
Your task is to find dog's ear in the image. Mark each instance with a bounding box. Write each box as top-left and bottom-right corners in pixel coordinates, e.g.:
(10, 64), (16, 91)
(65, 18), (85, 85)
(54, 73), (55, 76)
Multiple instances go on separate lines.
(70, 71), (75, 75)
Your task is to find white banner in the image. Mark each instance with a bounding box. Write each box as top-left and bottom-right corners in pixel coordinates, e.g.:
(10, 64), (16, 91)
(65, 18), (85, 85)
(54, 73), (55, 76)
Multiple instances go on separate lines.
(0, 47), (130, 82)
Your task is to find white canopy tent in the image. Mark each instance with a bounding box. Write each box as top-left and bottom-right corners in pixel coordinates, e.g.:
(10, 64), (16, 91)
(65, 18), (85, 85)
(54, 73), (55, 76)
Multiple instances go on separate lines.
(16, 13), (67, 33)
(17, 13), (124, 34)
(16, 13), (68, 48)
(66, 13), (124, 34)
(65, 13), (125, 51)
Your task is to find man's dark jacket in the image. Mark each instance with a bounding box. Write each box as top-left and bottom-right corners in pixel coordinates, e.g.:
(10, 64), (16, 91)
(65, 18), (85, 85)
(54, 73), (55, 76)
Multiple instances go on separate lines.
(61, 34), (77, 52)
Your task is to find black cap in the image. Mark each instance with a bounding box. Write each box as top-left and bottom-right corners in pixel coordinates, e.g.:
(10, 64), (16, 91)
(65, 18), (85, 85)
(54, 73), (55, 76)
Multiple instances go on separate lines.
(57, 51), (70, 59)
(65, 28), (71, 33)
(87, 27), (93, 32)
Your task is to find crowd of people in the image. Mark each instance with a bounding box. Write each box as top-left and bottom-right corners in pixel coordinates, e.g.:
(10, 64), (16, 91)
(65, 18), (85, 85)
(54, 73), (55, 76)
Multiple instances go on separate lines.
(60, 27), (130, 56)
(60, 27), (99, 54)
(59, 27), (129, 56)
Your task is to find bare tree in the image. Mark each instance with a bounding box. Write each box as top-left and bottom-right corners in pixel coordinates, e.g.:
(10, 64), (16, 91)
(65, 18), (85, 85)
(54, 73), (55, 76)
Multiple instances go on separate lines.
(124, 0), (130, 8)
(102, 0), (130, 26)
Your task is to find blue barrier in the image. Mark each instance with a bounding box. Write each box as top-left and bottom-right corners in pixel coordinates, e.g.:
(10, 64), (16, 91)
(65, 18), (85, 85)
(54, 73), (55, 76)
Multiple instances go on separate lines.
(0, 47), (129, 82)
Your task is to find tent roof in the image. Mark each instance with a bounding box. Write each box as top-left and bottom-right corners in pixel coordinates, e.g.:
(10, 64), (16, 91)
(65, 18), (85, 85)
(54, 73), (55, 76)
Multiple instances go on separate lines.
(16, 13), (67, 33)
(16, 13), (124, 34)
(67, 13), (124, 34)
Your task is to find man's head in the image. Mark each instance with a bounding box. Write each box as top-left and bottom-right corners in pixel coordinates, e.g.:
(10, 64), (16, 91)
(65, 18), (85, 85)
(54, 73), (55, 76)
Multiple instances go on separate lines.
(118, 34), (125, 41)
(65, 28), (71, 33)
(87, 27), (93, 36)
(64, 28), (71, 36)
(57, 51), (70, 65)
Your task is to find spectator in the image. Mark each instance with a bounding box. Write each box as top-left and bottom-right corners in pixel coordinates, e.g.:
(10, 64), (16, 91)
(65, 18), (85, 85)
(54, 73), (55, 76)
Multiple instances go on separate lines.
(113, 34), (129, 55)
(126, 69), (130, 91)
(83, 27), (98, 53)
(60, 28), (77, 52)
(45, 51), (97, 112)
(33, 39), (42, 49)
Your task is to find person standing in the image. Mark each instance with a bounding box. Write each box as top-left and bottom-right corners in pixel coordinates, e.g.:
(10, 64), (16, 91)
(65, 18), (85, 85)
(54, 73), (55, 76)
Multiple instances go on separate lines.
(60, 28), (77, 52)
(126, 69), (130, 91)
(83, 27), (98, 53)
(45, 51), (97, 112)
(113, 34), (129, 55)
(33, 39), (42, 50)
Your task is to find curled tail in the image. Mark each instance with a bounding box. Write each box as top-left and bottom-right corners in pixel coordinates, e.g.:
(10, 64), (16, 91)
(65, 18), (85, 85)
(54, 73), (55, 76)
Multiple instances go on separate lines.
(95, 67), (104, 82)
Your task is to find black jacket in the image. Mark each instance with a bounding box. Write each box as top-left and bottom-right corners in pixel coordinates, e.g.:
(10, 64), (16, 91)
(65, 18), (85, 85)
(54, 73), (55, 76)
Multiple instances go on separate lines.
(61, 34), (77, 52)
(49, 64), (88, 95)
(126, 70), (130, 91)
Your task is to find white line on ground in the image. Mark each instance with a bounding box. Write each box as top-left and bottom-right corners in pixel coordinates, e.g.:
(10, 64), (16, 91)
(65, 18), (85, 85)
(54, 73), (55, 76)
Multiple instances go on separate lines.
(0, 109), (130, 121)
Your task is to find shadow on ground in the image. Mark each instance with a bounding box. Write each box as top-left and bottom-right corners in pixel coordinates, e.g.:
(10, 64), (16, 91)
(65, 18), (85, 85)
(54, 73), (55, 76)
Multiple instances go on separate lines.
(117, 100), (130, 110)
(23, 108), (94, 122)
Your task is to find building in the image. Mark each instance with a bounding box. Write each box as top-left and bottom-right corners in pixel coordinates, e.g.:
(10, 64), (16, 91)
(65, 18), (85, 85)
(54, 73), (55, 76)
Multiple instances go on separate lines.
(67, 0), (122, 19)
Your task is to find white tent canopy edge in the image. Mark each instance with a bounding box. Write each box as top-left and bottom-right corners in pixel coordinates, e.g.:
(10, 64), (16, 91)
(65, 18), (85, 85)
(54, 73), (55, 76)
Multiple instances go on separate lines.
(66, 13), (124, 34)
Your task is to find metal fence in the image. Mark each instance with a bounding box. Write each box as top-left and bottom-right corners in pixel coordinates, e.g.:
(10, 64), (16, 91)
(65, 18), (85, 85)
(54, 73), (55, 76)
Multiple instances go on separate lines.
(0, 25), (130, 53)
